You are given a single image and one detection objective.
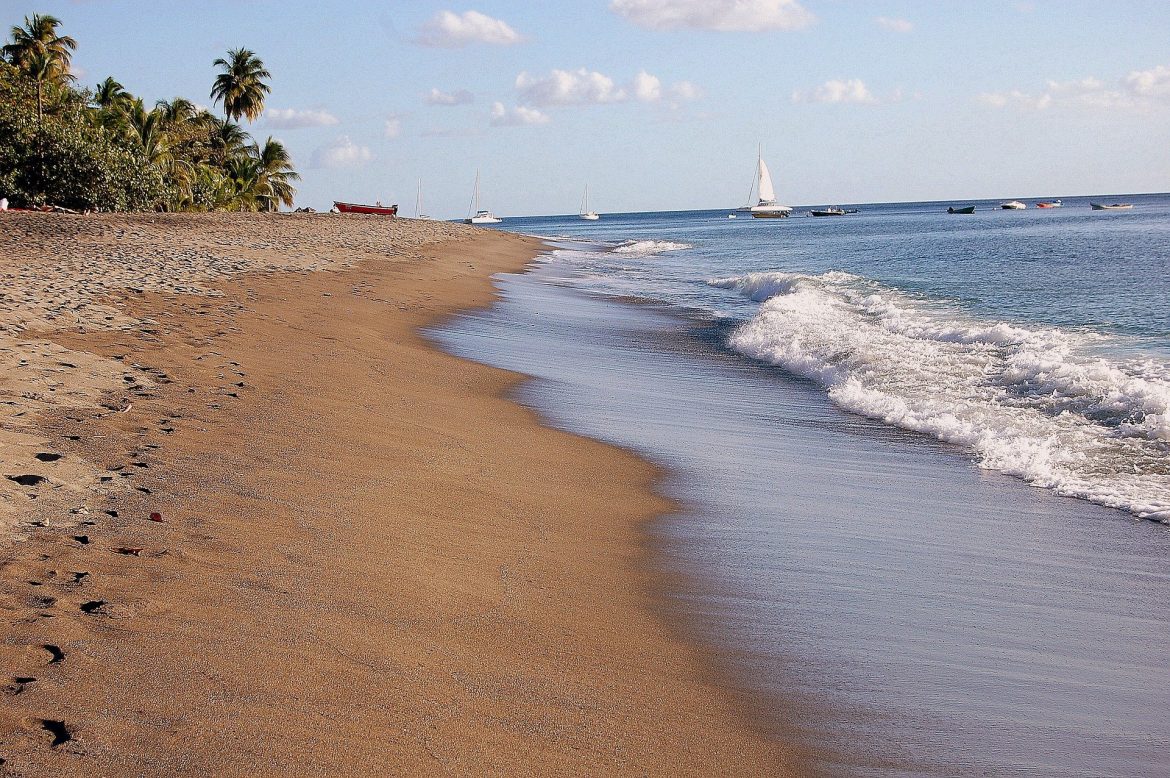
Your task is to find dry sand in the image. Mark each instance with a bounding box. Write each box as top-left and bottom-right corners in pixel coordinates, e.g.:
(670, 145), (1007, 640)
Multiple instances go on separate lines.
(0, 213), (797, 775)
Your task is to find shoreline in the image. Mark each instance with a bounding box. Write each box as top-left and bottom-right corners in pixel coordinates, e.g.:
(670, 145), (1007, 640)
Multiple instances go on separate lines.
(0, 213), (796, 775)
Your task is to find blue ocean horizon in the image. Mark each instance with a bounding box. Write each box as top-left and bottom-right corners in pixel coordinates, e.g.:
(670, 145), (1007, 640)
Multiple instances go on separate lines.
(435, 192), (1170, 775)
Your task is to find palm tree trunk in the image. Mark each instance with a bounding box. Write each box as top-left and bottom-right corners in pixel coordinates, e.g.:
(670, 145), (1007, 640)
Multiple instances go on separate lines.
(36, 79), (43, 122)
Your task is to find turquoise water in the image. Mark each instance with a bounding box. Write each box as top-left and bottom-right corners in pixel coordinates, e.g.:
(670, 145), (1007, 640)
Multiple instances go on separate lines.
(434, 195), (1170, 775)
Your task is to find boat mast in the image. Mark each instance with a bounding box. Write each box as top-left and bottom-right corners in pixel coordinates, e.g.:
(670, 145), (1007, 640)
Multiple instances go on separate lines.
(467, 169), (480, 219)
(416, 178), (422, 218)
(745, 143), (760, 206)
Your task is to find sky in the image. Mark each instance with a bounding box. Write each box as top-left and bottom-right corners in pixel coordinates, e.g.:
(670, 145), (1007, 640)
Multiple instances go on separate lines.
(6, 0), (1170, 216)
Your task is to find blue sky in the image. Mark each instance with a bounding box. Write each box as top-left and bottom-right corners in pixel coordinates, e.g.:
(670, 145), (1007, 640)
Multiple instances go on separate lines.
(10, 0), (1170, 215)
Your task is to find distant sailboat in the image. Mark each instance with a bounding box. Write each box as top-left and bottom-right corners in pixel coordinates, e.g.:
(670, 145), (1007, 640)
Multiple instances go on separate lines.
(579, 184), (599, 221)
(749, 146), (792, 219)
(465, 170), (502, 224)
(415, 179), (430, 219)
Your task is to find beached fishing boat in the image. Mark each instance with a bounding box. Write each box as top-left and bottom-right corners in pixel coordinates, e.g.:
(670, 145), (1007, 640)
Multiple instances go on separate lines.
(579, 184), (599, 221)
(465, 170), (502, 224)
(1036, 199), (1062, 208)
(948, 205), (976, 214)
(810, 207), (847, 217)
(749, 147), (792, 219)
(1000, 200), (1026, 210)
(1090, 202), (1133, 210)
(333, 201), (398, 216)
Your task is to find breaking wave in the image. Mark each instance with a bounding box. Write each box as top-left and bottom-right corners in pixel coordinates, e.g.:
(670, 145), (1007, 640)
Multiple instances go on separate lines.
(611, 240), (693, 257)
(709, 271), (1170, 522)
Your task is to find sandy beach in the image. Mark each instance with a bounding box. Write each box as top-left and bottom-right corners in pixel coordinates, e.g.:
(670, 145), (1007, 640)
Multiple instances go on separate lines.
(0, 213), (796, 776)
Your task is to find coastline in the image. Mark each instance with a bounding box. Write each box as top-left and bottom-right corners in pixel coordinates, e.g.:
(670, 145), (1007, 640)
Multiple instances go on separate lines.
(0, 214), (796, 775)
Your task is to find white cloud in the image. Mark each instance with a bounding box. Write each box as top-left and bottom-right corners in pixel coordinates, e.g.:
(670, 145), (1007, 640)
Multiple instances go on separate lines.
(311, 136), (373, 168)
(670, 80), (703, 101)
(875, 16), (913, 33)
(632, 70), (662, 102)
(515, 68), (701, 108)
(517, 68), (626, 106)
(262, 108), (340, 129)
(792, 78), (877, 105)
(489, 102), (550, 127)
(384, 117), (402, 138)
(610, 0), (814, 32)
(979, 65), (1170, 111)
(425, 87), (474, 106)
(416, 10), (523, 47)
(1124, 64), (1170, 99)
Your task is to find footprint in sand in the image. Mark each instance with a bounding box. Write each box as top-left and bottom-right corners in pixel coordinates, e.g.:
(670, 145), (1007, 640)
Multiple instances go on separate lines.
(40, 719), (72, 748)
(3, 676), (37, 695)
(6, 474), (47, 487)
(42, 644), (64, 664)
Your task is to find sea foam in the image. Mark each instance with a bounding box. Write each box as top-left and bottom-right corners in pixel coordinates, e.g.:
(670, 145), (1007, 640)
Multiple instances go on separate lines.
(611, 239), (693, 257)
(709, 271), (1170, 522)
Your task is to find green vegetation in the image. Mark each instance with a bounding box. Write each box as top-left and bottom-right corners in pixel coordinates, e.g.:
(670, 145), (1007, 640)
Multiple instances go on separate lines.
(0, 14), (298, 212)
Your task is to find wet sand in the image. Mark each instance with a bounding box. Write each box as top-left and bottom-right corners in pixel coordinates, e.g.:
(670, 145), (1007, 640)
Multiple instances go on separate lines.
(0, 213), (796, 775)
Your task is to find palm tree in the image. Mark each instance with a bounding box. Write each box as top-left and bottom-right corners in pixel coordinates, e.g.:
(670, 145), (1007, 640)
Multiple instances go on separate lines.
(126, 99), (170, 166)
(24, 49), (56, 121)
(253, 137), (300, 211)
(93, 76), (129, 110)
(3, 14), (76, 85)
(222, 155), (265, 211)
(155, 97), (197, 128)
(207, 115), (250, 165)
(210, 48), (271, 123)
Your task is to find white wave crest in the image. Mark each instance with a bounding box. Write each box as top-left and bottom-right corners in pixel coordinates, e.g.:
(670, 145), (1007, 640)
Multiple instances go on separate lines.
(709, 270), (1170, 523)
(611, 239), (693, 257)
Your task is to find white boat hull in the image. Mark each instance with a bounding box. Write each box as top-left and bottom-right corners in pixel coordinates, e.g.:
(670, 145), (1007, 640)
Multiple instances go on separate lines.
(751, 205), (792, 218)
(467, 215), (503, 224)
(579, 212), (600, 221)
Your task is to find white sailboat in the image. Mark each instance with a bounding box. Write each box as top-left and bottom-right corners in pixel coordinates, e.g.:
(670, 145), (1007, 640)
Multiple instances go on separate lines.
(465, 170), (502, 224)
(579, 184), (599, 221)
(750, 146), (792, 219)
(415, 179), (431, 220)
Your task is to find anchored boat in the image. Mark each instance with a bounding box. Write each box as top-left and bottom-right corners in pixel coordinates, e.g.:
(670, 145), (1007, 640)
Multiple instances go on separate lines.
(579, 184), (599, 221)
(464, 170), (502, 224)
(749, 146), (792, 219)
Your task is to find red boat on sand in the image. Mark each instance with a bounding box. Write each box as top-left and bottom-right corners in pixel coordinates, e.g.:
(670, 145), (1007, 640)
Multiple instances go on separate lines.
(333, 201), (398, 216)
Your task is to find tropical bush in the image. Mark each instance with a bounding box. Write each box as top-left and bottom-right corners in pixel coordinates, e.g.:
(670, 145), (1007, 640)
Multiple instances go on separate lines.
(0, 14), (298, 212)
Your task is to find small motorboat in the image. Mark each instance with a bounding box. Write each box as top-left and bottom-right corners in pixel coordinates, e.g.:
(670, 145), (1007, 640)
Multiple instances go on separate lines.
(1090, 202), (1133, 210)
(1036, 199), (1062, 208)
(1000, 200), (1026, 210)
(333, 201), (398, 216)
(810, 207), (847, 217)
(947, 205), (976, 214)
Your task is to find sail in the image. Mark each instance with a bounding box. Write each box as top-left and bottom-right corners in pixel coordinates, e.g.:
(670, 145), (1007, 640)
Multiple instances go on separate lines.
(757, 158), (776, 203)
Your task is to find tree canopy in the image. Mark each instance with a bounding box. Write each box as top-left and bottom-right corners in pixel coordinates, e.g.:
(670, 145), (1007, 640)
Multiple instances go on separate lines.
(1, 16), (296, 212)
(210, 48), (272, 124)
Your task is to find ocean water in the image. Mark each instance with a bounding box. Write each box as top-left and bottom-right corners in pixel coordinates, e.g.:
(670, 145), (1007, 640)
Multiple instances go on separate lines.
(433, 195), (1170, 775)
